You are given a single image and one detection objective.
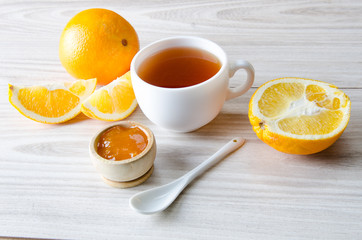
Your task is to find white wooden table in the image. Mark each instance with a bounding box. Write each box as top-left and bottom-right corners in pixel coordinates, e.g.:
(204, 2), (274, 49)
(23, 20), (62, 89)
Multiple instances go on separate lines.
(1, 1), (361, 239)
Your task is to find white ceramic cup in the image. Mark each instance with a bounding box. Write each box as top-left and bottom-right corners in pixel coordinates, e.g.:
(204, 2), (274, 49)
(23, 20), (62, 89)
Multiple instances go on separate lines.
(131, 36), (255, 132)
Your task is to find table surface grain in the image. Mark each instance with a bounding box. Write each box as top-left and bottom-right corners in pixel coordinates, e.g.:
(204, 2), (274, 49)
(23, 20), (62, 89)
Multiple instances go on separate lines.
(1, 1), (361, 239)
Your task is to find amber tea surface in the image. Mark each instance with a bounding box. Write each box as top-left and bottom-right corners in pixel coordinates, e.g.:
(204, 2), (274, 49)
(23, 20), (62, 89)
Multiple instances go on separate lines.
(138, 47), (221, 88)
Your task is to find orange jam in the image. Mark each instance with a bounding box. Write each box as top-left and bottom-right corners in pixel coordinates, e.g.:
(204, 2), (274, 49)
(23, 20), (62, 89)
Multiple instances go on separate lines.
(96, 125), (148, 161)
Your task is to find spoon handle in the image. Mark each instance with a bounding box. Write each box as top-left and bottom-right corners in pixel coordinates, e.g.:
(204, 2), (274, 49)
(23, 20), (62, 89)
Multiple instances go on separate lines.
(183, 137), (245, 184)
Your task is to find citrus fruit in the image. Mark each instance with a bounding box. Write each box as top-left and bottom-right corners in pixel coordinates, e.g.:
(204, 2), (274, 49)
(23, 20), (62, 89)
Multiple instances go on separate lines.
(248, 77), (351, 155)
(59, 8), (139, 85)
(9, 79), (97, 124)
(81, 71), (137, 121)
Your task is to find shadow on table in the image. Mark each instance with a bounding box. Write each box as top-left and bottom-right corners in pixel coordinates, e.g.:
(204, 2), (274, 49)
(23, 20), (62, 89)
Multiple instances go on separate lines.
(60, 112), (90, 124)
(298, 135), (360, 167)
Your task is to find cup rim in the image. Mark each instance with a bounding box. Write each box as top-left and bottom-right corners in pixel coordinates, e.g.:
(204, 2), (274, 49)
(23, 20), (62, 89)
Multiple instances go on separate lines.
(89, 121), (154, 165)
(131, 36), (228, 90)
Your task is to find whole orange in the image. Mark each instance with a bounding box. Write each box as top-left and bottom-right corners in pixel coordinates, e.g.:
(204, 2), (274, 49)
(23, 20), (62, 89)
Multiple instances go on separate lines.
(59, 8), (139, 85)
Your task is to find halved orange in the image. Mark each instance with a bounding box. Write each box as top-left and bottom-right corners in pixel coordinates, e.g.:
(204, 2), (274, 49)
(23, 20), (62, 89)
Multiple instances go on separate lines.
(248, 77), (351, 155)
(81, 71), (137, 121)
(9, 79), (97, 124)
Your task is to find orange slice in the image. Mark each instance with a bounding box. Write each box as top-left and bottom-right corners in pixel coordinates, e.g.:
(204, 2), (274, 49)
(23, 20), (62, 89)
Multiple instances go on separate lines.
(9, 79), (97, 124)
(248, 78), (351, 155)
(81, 71), (137, 121)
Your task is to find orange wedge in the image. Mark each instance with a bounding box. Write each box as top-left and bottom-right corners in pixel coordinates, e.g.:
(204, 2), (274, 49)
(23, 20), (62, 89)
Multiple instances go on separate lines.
(248, 78), (351, 154)
(81, 71), (137, 121)
(9, 79), (97, 124)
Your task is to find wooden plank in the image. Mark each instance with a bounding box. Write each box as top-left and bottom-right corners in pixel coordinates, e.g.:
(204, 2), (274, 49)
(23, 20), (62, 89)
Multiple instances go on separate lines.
(0, 0), (361, 239)
(0, 1), (361, 88)
(1, 88), (361, 239)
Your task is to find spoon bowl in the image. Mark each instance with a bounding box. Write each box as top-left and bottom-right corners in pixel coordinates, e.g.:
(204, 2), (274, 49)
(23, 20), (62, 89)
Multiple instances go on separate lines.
(130, 177), (188, 214)
(129, 137), (245, 214)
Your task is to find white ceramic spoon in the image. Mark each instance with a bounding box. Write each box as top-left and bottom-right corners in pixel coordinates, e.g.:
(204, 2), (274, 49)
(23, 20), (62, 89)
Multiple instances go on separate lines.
(129, 137), (245, 214)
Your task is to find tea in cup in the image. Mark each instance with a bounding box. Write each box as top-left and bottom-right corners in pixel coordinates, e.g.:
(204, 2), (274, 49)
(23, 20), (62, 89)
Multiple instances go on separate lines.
(131, 36), (254, 132)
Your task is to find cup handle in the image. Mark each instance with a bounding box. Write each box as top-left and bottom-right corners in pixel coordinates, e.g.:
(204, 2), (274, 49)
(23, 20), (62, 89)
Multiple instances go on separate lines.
(226, 59), (255, 101)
